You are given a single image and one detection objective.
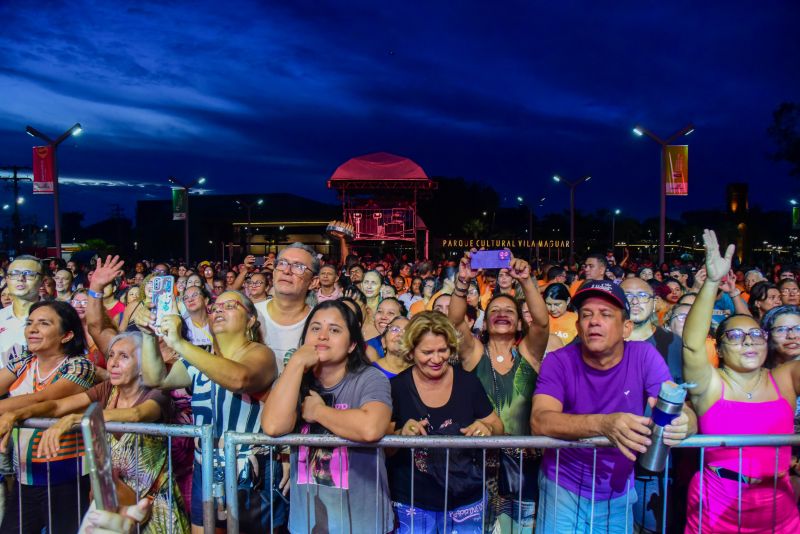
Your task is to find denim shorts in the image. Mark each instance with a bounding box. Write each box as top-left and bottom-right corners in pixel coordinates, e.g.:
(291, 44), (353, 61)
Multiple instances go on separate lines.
(393, 497), (486, 534)
(535, 472), (637, 534)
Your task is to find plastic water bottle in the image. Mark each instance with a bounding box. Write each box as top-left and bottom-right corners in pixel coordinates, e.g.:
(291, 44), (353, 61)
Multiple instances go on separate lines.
(637, 381), (688, 473)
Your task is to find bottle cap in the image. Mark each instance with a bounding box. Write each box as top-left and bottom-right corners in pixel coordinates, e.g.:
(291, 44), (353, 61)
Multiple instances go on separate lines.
(658, 381), (687, 404)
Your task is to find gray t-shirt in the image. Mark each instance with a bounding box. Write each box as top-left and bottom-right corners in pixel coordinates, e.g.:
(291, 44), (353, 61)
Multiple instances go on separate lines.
(289, 365), (393, 534)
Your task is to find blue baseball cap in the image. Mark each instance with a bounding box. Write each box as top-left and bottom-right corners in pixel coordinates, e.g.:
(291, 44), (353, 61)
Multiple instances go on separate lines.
(572, 279), (631, 318)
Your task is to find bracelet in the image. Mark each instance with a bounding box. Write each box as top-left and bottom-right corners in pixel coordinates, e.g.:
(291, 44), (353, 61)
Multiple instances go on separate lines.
(453, 288), (468, 298)
(87, 288), (103, 299)
(729, 290), (741, 298)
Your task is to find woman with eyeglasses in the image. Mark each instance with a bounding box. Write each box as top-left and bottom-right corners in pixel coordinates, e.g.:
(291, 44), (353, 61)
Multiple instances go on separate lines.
(373, 316), (411, 378)
(762, 304), (800, 502)
(778, 278), (800, 306)
(683, 230), (800, 533)
(141, 290), (284, 533)
(366, 297), (406, 358)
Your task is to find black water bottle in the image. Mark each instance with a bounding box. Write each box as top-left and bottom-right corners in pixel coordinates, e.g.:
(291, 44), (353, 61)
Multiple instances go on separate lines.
(637, 381), (687, 473)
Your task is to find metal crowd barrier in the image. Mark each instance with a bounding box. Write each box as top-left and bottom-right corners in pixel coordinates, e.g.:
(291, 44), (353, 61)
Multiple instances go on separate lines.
(12, 419), (215, 534)
(222, 433), (800, 534)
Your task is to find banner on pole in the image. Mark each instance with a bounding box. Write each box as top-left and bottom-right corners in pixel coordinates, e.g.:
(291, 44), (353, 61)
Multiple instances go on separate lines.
(664, 145), (688, 196)
(32, 146), (54, 194)
(172, 188), (187, 220)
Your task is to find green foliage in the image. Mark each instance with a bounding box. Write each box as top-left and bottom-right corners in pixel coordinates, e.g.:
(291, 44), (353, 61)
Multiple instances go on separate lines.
(79, 238), (114, 256)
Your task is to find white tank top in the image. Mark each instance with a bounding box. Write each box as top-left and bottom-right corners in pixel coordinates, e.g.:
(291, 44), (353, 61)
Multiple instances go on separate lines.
(256, 299), (309, 374)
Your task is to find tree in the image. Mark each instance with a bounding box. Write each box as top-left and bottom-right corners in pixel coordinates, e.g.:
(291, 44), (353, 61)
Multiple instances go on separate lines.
(768, 102), (800, 177)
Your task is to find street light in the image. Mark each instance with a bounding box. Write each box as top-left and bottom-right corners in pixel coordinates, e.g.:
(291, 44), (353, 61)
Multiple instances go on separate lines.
(553, 174), (592, 265)
(611, 209), (621, 250)
(169, 175), (207, 263)
(632, 122), (694, 265)
(24, 122), (82, 258)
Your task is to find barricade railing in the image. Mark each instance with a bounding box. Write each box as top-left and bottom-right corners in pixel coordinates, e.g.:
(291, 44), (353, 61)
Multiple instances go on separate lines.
(222, 432), (800, 534)
(10, 419), (215, 534)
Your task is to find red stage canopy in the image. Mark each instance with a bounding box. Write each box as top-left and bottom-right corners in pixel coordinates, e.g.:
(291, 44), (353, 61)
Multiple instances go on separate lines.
(329, 152), (430, 182)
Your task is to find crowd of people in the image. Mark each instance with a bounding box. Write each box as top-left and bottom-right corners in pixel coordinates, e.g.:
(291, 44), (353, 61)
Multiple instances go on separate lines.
(0, 230), (798, 533)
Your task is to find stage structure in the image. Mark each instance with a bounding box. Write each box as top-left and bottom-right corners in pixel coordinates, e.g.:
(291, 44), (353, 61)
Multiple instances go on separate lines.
(327, 152), (436, 258)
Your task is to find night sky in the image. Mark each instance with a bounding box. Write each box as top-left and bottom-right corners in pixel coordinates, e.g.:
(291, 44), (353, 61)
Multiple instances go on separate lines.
(1, 1), (798, 228)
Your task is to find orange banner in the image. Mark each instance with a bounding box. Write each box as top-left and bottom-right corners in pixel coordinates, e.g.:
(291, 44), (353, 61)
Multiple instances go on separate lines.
(664, 145), (688, 196)
(32, 146), (54, 194)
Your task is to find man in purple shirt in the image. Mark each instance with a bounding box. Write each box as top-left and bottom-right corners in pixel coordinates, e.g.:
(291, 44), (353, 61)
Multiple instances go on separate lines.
(531, 280), (696, 533)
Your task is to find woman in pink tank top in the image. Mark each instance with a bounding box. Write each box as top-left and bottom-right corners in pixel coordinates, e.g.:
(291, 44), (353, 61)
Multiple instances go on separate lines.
(682, 230), (800, 533)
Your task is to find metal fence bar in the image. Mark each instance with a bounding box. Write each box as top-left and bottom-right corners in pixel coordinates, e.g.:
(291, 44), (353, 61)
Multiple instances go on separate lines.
(46, 455), (53, 533)
(662, 453), (670, 534)
(219, 433), (800, 449)
(772, 446), (779, 534)
(737, 447), (743, 533)
(17, 419), (215, 534)
(554, 448), (560, 532)
(589, 448), (596, 534)
(409, 447), (415, 533)
(443, 448), (450, 534)
(480, 448), (486, 532)
(223, 437), (238, 534)
(698, 447), (705, 534)
(168, 434), (174, 534)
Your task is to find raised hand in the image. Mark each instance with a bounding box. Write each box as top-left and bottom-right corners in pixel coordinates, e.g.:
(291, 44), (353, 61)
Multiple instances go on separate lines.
(508, 256), (532, 282)
(458, 251), (480, 282)
(91, 255), (125, 291)
(702, 229), (735, 283)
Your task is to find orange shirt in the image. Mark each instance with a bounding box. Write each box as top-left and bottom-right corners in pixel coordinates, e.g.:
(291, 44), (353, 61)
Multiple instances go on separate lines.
(705, 337), (719, 368)
(569, 279), (584, 296)
(549, 312), (578, 344)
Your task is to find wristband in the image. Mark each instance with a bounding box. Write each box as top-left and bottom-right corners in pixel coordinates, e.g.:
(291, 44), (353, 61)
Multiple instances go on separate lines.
(729, 290), (741, 298)
(87, 289), (103, 299)
(453, 288), (468, 298)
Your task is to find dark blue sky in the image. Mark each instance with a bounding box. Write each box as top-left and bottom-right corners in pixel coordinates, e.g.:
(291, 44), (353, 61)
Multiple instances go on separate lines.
(1, 1), (798, 227)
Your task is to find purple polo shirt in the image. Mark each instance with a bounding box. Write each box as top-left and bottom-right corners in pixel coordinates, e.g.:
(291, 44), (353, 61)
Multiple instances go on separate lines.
(536, 341), (671, 500)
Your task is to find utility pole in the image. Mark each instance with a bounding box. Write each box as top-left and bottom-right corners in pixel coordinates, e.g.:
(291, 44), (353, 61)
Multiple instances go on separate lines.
(0, 166), (32, 250)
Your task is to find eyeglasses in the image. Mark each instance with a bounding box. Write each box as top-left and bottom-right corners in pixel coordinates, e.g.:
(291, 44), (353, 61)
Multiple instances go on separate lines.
(275, 258), (311, 276)
(70, 300), (88, 308)
(8, 270), (41, 281)
(388, 326), (405, 335)
(153, 269), (168, 275)
(184, 292), (202, 301)
(720, 328), (767, 346)
(624, 291), (653, 303)
(780, 288), (800, 296)
(208, 300), (247, 315)
(248, 280), (265, 287)
(770, 325), (800, 338)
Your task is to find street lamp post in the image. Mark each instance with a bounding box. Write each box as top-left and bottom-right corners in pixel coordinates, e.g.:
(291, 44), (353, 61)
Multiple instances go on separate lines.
(553, 174), (592, 266)
(169, 176), (206, 263)
(25, 123), (83, 259)
(235, 198), (264, 254)
(633, 123), (694, 265)
(516, 196), (534, 261)
(611, 209), (621, 250)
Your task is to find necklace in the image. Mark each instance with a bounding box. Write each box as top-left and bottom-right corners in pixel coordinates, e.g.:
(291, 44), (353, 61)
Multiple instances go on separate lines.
(722, 367), (763, 400)
(33, 356), (69, 385)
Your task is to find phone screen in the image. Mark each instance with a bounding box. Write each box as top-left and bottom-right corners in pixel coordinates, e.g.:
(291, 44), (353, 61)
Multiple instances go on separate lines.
(152, 275), (175, 327)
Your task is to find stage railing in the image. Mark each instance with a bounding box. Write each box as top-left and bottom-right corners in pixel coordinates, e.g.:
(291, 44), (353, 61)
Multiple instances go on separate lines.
(222, 433), (800, 534)
(6, 419), (215, 534)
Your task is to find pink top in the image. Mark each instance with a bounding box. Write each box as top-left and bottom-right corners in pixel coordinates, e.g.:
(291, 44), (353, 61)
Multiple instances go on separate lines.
(699, 372), (794, 477)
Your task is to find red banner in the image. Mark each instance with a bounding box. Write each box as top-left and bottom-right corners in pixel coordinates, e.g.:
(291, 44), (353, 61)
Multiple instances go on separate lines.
(32, 146), (55, 194)
(664, 145), (688, 196)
